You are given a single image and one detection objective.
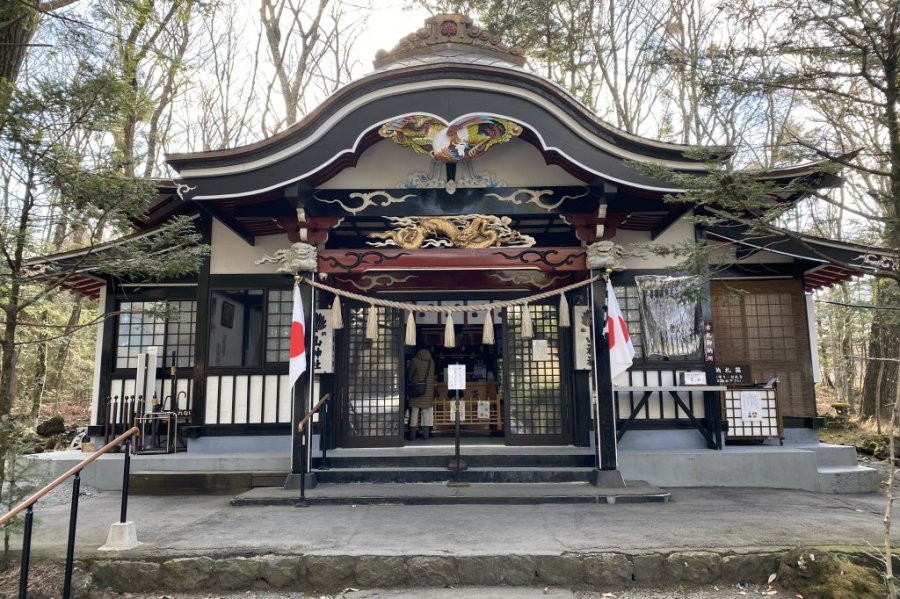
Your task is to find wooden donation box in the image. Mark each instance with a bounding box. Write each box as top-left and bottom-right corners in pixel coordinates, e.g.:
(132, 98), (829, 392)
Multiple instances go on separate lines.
(433, 381), (502, 433)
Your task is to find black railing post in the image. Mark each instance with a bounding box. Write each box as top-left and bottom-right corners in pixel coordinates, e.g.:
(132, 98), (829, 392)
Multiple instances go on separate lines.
(120, 437), (132, 523)
(62, 473), (81, 599)
(319, 401), (329, 471)
(296, 431), (309, 507)
(454, 390), (462, 484)
(18, 505), (33, 599)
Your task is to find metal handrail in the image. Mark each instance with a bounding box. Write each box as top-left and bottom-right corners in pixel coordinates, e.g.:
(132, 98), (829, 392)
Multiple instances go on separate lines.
(296, 394), (331, 508)
(1, 425), (140, 599)
(297, 393), (331, 433)
(0, 426), (139, 526)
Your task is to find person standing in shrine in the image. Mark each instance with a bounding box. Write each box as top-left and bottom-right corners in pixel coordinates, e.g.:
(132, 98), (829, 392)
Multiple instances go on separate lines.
(407, 348), (435, 440)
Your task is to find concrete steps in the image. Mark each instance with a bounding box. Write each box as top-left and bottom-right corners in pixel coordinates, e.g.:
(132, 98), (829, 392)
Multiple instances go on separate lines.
(314, 466), (596, 484)
(30, 443), (883, 494)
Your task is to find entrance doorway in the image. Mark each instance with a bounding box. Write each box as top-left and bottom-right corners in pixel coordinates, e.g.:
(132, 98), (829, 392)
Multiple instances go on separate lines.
(336, 299), (572, 448)
(407, 322), (503, 440)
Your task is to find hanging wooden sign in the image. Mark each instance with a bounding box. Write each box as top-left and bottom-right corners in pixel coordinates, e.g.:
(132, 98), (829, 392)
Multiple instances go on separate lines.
(714, 364), (752, 385)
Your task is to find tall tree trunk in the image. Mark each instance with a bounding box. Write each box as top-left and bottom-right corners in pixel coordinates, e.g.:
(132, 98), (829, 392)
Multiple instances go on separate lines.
(30, 337), (48, 421)
(861, 281), (900, 419)
(48, 296), (83, 408)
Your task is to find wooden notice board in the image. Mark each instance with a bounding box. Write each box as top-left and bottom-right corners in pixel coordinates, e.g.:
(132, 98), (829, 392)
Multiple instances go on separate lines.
(722, 386), (783, 442)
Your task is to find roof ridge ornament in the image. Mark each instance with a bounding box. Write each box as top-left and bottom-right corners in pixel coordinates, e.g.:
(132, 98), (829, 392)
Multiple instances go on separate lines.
(379, 114), (523, 163)
(374, 13), (526, 68)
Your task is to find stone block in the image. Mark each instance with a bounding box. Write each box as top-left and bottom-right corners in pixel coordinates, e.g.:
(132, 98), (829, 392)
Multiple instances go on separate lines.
(665, 551), (722, 584)
(535, 555), (584, 586)
(160, 556), (215, 591)
(257, 555), (304, 589)
(213, 556), (262, 590)
(91, 560), (160, 591)
(632, 554), (666, 585)
(355, 555), (408, 587)
(305, 555), (354, 593)
(583, 553), (633, 587)
(721, 553), (780, 584)
(406, 555), (458, 587)
(457, 555), (536, 586)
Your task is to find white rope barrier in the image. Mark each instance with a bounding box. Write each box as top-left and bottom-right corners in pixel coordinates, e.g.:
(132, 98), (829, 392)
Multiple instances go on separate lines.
(299, 274), (601, 314)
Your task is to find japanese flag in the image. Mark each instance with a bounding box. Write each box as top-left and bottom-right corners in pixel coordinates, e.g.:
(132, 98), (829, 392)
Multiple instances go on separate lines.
(289, 282), (307, 388)
(606, 279), (635, 381)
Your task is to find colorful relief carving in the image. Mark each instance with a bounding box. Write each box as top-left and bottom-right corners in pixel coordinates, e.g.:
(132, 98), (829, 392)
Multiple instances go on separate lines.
(379, 114), (523, 162)
(367, 215), (535, 249)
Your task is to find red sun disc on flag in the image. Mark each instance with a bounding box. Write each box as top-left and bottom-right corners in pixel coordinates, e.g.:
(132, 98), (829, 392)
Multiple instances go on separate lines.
(290, 322), (305, 358)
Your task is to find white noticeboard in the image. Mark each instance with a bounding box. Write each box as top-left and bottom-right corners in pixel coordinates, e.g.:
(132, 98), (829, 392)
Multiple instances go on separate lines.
(741, 390), (764, 423)
(448, 364), (466, 390)
(532, 339), (549, 361)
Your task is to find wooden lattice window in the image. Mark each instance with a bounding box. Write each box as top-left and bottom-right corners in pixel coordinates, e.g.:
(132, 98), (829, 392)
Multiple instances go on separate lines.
(504, 304), (565, 438)
(265, 289), (293, 363)
(711, 280), (814, 418)
(116, 301), (196, 369)
(344, 306), (403, 439)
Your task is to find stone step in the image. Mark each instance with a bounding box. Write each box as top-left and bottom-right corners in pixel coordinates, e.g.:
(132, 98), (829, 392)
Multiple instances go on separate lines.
(817, 465), (882, 494)
(312, 453), (594, 469)
(231, 481), (670, 506)
(129, 471), (288, 495)
(313, 466), (596, 484)
(806, 443), (863, 468)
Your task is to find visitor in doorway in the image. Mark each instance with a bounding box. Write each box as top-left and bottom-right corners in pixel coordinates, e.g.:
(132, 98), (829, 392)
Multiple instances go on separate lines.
(407, 348), (435, 440)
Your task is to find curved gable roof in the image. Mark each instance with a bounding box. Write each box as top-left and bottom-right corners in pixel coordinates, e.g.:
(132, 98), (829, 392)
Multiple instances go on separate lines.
(166, 15), (726, 200)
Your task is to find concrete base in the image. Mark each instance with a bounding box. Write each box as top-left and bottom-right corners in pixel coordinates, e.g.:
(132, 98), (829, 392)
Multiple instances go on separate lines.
(98, 521), (141, 551)
(589, 469), (626, 488)
(282, 472), (318, 490)
(188, 434), (295, 454)
(30, 440), (880, 494)
(617, 429), (708, 450)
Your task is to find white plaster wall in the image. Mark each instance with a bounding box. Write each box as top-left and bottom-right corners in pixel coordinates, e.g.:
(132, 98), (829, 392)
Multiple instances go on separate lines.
(468, 139), (585, 187)
(319, 138), (584, 189)
(210, 219), (291, 275)
(614, 216), (695, 270)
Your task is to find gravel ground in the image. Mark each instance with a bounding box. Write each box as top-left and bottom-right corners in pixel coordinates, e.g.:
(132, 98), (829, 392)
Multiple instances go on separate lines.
(93, 583), (794, 599)
(2, 475), (103, 510)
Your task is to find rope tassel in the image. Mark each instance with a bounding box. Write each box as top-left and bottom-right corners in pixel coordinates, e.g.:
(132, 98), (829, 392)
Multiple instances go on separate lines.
(444, 312), (456, 348)
(331, 296), (343, 329)
(521, 304), (533, 340)
(558, 293), (570, 327)
(366, 304), (379, 340)
(405, 311), (416, 346)
(482, 310), (494, 345)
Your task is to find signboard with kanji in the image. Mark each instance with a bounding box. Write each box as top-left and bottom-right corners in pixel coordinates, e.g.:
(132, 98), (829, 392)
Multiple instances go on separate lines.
(714, 364), (751, 385)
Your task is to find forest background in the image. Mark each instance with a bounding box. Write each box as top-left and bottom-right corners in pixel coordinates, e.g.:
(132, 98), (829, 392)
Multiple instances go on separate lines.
(0, 0), (897, 440)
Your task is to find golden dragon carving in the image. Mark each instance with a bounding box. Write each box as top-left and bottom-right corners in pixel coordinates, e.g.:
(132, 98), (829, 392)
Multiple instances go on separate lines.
(367, 215), (535, 250)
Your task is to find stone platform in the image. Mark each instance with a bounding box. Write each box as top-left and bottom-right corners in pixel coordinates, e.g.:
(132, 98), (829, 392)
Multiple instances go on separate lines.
(29, 441), (880, 494)
(12, 486), (899, 595)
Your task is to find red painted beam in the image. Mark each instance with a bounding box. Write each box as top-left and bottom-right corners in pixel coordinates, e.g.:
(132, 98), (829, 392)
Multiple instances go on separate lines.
(318, 247), (587, 274)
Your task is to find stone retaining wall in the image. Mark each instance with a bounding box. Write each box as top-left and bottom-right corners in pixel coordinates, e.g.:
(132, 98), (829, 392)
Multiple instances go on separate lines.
(71, 551), (783, 594)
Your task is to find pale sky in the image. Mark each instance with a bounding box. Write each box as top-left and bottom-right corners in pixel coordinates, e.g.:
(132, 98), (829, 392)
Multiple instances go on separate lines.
(352, 3), (433, 74)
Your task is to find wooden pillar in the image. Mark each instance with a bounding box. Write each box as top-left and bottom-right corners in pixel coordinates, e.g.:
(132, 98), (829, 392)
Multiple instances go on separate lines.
(590, 273), (622, 482)
(696, 226), (723, 449)
(190, 213), (212, 426)
(96, 280), (118, 427)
